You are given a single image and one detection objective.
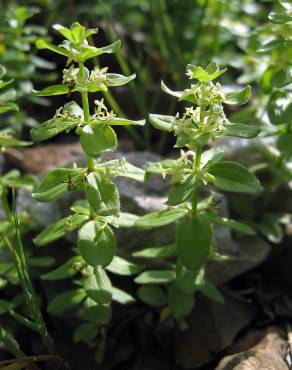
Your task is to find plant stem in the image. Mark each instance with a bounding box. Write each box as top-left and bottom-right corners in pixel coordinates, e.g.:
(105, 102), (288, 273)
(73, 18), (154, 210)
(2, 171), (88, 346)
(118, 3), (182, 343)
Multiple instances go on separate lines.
(78, 63), (94, 172)
(0, 192), (55, 354)
(195, 144), (202, 168)
(1, 188), (12, 221)
(192, 144), (203, 211)
(78, 63), (96, 219)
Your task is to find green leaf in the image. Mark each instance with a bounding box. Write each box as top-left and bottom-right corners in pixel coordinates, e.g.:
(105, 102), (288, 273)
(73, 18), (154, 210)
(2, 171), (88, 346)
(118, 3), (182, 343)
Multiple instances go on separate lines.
(108, 117), (145, 126)
(48, 289), (86, 315)
(33, 168), (85, 202)
(64, 101), (84, 117)
(201, 147), (225, 168)
(28, 256), (55, 268)
(277, 132), (292, 155)
(161, 80), (184, 99)
(34, 213), (88, 246)
(53, 24), (76, 42)
(135, 270), (175, 284)
(41, 256), (85, 280)
(97, 158), (145, 182)
(83, 266), (112, 304)
(79, 299), (112, 325)
(78, 220), (116, 267)
(224, 86), (251, 105)
(205, 213), (255, 235)
(259, 213), (283, 243)
(138, 285), (168, 307)
(133, 244), (177, 259)
(280, 1), (292, 11)
(112, 287), (136, 305)
(36, 38), (71, 58)
(80, 124), (117, 157)
(0, 79), (14, 90)
(146, 159), (179, 176)
(0, 103), (18, 113)
(176, 264), (200, 294)
(73, 322), (98, 343)
(168, 174), (196, 205)
(176, 215), (212, 271)
(168, 283), (194, 319)
(105, 212), (139, 228)
(135, 207), (188, 228)
(78, 40), (121, 62)
(33, 84), (69, 96)
(54, 22), (97, 45)
(196, 279), (224, 304)
(85, 172), (120, 216)
(209, 161), (262, 194)
(0, 133), (30, 147)
(31, 116), (79, 141)
(149, 114), (175, 132)
(106, 73), (136, 86)
(223, 123), (260, 138)
(258, 39), (292, 53)
(267, 91), (292, 125)
(268, 11), (292, 24)
(3, 173), (38, 192)
(106, 256), (143, 276)
(271, 67), (292, 88)
(186, 64), (226, 82)
(0, 65), (6, 79)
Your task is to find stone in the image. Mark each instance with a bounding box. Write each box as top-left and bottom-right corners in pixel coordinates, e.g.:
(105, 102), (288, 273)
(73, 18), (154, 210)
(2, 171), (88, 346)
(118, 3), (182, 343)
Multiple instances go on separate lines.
(175, 294), (256, 369)
(215, 327), (289, 370)
(213, 137), (276, 167)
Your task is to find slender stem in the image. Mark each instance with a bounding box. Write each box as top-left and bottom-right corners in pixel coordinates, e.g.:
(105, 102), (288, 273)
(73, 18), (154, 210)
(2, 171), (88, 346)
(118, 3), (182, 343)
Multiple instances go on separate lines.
(195, 144), (202, 169)
(78, 63), (96, 220)
(1, 187), (12, 221)
(0, 194), (55, 355)
(78, 62), (94, 172)
(6, 307), (40, 332)
(0, 324), (25, 358)
(192, 144), (203, 211)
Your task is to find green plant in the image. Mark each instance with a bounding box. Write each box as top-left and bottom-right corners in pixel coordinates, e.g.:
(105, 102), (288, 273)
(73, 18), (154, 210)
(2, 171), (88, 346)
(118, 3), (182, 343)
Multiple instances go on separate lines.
(40, 0), (269, 150)
(0, 192), (53, 353)
(0, 3), (56, 132)
(0, 66), (57, 363)
(133, 62), (261, 322)
(0, 65), (40, 285)
(31, 22), (145, 344)
(228, 0), (292, 243)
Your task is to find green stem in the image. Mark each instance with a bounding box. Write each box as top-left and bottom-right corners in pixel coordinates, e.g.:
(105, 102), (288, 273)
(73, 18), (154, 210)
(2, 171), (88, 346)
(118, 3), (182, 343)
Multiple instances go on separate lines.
(192, 144), (203, 211)
(78, 63), (94, 172)
(1, 188), (12, 221)
(0, 324), (25, 358)
(0, 193), (55, 354)
(78, 63), (96, 219)
(195, 144), (202, 168)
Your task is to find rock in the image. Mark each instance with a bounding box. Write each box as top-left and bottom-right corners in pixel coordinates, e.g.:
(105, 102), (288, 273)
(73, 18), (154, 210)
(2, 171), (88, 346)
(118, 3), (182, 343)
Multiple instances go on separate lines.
(6, 142), (85, 175)
(207, 236), (271, 285)
(215, 327), (289, 370)
(213, 137), (276, 167)
(175, 294), (256, 369)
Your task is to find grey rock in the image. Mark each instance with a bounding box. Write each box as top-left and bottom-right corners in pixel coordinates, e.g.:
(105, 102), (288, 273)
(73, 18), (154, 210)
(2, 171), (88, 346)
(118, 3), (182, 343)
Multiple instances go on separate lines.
(214, 136), (276, 166)
(207, 236), (270, 284)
